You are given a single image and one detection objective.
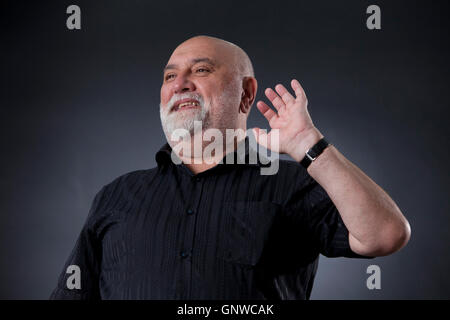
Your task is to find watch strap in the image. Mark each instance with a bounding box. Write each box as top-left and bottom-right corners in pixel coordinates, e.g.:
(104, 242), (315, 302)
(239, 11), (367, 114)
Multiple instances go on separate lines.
(300, 137), (330, 169)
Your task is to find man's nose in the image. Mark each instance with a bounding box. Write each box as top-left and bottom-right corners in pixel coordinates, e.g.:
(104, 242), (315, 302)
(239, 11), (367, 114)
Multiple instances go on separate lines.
(173, 75), (196, 94)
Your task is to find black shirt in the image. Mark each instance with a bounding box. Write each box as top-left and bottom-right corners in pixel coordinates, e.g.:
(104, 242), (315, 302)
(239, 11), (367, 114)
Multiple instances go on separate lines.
(50, 138), (373, 300)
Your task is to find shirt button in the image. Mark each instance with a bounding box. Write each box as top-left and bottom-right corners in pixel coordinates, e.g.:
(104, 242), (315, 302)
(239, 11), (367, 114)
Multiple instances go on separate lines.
(186, 208), (195, 215)
(180, 250), (192, 259)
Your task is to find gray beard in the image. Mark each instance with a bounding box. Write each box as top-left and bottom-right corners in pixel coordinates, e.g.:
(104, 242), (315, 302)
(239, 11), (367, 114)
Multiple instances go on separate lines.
(159, 79), (240, 140)
(160, 100), (210, 139)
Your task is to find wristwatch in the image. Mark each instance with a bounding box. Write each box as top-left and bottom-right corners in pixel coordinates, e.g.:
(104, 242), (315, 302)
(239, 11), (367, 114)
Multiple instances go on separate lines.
(300, 137), (331, 169)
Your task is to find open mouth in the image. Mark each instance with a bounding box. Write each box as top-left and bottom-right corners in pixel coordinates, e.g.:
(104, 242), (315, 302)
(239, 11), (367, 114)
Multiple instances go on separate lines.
(171, 99), (200, 112)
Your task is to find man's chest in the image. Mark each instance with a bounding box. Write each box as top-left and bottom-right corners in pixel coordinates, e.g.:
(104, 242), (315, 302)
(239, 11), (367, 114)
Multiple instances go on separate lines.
(101, 195), (282, 272)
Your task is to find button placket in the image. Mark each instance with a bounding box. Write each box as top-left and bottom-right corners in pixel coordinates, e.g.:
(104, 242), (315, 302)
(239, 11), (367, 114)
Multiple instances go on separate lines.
(179, 174), (206, 298)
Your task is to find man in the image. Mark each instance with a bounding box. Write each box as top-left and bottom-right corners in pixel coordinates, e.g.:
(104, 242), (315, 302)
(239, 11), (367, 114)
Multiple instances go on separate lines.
(50, 35), (410, 299)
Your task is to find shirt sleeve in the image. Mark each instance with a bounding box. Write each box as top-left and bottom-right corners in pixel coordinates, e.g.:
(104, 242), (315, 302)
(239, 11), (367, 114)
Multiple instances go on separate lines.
(49, 187), (107, 300)
(292, 176), (375, 259)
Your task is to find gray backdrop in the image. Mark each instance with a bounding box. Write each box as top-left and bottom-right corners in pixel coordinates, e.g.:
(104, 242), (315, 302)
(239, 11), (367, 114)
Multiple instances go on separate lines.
(1, 0), (449, 299)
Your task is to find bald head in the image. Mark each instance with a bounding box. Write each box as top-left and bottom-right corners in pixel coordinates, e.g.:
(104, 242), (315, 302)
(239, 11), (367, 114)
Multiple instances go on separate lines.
(174, 35), (254, 79)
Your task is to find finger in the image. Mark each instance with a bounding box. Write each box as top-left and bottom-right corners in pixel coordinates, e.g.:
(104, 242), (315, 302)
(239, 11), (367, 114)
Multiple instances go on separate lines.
(291, 79), (306, 100)
(256, 101), (277, 122)
(275, 84), (295, 105)
(265, 88), (285, 111)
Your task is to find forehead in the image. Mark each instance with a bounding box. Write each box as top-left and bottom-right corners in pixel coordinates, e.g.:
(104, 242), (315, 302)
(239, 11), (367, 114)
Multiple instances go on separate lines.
(166, 39), (234, 68)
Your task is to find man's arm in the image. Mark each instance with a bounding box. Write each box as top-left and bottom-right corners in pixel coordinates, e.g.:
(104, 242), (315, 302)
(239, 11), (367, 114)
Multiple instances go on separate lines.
(292, 128), (410, 257)
(252, 78), (411, 257)
(50, 187), (106, 300)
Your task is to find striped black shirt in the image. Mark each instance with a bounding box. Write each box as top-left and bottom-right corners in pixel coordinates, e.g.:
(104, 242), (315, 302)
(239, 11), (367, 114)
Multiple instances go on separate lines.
(50, 138), (373, 300)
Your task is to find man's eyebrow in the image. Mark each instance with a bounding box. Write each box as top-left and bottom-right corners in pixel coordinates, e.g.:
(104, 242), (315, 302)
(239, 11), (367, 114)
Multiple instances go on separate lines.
(163, 64), (177, 72)
(191, 57), (216, 66)
(163, 57), (217, 73)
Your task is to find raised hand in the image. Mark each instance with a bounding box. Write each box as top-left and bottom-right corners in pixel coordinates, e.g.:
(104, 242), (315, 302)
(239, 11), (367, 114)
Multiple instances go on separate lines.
(252, 79), (323, 162)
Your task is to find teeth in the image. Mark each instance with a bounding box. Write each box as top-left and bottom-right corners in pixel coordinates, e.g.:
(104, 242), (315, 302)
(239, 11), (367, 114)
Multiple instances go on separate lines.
(178, 101), (199, 109)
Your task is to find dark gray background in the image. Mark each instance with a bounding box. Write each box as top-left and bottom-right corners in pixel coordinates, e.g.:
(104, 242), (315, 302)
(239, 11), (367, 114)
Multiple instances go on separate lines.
(1, 0), (449, 299)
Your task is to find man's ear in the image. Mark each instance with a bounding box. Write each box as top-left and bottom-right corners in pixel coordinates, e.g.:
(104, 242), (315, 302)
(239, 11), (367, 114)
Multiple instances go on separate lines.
(239, 77), (258, 114)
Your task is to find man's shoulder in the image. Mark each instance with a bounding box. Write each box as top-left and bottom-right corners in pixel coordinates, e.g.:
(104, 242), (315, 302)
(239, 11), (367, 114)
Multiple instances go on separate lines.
(249, 158), (315, 198)
(101, 167), (159, 191)
(277, 158), (306, 171)
(266, 158), (311, 182)
(88, 167), (159, 216)
(93, 167), (160, 201)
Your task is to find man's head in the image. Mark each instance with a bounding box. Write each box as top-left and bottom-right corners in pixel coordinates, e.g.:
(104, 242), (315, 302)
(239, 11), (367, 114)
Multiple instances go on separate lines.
(160, 35), (257, 143)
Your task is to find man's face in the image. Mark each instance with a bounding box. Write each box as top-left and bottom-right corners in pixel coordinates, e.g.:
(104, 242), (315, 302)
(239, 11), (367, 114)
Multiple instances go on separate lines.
(160, 38), (242, 140)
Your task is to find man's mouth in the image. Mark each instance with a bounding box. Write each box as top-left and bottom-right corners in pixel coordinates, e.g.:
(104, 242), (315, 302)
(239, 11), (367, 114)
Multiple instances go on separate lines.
(171, 99), (201, 112)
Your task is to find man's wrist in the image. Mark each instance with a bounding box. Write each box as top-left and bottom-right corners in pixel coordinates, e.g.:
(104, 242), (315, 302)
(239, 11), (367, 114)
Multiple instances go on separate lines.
(290, 128), (324, 162)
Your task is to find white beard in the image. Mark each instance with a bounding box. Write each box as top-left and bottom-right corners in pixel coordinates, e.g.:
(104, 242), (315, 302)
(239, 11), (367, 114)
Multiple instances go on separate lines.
(160, 92), (210, 138)
(159, 79), (242, 140)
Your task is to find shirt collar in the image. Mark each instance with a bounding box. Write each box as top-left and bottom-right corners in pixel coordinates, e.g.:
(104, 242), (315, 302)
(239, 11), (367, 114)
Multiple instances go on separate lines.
(155, 136), (271, 169)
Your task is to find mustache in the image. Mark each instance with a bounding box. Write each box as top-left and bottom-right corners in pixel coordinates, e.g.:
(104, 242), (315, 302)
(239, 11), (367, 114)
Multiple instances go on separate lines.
(163, 92), (205, 113)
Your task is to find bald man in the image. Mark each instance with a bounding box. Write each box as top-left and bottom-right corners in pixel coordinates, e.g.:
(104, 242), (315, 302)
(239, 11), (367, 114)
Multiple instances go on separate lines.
(50, 35), (410, 300)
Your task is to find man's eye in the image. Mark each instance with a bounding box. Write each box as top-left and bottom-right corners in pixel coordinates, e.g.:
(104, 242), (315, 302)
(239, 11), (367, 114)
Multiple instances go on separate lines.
(196, 68), (210, 73)
(165, 74), (175, 80)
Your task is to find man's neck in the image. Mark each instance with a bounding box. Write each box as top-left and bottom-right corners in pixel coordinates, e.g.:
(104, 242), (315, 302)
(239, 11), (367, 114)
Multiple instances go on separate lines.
(176, 135), (247, 175)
